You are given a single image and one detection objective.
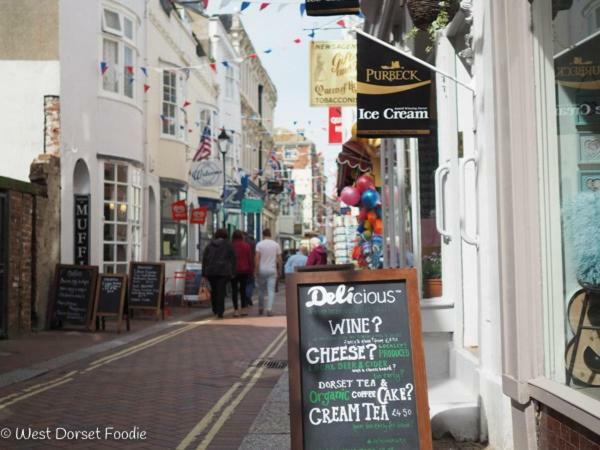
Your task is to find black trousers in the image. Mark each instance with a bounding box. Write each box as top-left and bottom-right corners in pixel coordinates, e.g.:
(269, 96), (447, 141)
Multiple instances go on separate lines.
(231, 274), (250, 310)
(208, 276), (228, 317)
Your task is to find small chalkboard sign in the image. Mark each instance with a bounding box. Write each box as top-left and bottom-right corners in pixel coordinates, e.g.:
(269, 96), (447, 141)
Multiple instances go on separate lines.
(286, 268), (431, 450)
(92, 274), (129, 333)
(128, 262), (165, 319)
(50, 264), (98, 329)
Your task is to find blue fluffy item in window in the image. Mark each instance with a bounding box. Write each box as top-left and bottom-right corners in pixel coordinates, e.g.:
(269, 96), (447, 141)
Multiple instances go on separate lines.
(563, 192), (600, 287)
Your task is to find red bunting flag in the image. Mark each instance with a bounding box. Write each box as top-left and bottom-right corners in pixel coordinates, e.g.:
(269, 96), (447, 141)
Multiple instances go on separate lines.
(336, 19), (346, 28)
(294, 38), (301, 44)
(248, 53), (257, 59)
(209, 63), (217, 72)
(260, 3), (270, 10)
(183, 100), (191, 108)
(202, 0), (209, 8)
(126, 65), (134, 74)
(144, 84), (151, 93)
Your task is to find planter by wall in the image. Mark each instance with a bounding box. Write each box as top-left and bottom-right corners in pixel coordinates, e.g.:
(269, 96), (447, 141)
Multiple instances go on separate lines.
(424, 278), (443, 298)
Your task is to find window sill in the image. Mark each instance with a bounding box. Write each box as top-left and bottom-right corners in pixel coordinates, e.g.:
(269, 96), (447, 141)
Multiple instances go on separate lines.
(98, 92), (143, 114)
(420, 297), (454, 310)
(160, 134), (188, 146)
(527, 377), (600, 433)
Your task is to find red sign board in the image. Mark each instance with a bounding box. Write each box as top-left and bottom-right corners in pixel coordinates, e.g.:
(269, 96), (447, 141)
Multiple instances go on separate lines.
(171, 200), (188, 221)
(190, 207), (209, 225)
(328, 107), (342, 144)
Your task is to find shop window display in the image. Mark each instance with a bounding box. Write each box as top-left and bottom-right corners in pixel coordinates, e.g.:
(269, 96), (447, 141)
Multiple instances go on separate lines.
(546, 3), (600, 395)
(161, 182), (188, 260)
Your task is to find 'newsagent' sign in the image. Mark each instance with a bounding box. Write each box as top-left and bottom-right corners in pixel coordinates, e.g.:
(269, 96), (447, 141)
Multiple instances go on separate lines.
(286, 269), (432, 450)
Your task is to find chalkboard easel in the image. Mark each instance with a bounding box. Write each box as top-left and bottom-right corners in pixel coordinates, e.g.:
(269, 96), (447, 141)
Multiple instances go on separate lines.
(92, 274), (130, 333)
(49, 264), (99, 330)
(128, 262), (165, 320)
(286, 268), (432, 450)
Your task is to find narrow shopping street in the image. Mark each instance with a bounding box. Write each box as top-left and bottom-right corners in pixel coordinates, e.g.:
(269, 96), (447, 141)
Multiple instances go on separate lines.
(0, 292), (287, 449)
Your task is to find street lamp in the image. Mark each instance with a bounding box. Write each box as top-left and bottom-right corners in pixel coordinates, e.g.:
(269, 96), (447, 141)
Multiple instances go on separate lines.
(217, 128), (231, 227)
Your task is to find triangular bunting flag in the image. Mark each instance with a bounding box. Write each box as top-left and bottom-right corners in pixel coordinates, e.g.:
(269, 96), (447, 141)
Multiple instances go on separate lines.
(100, 61), (109, 75)
(308, 29), (316, 38)
(264, 49), (273, 54)
(183, 100), (191, 107)
(248, 53), (257, 59)
(144, 84), (151, 93)
(240, 1), (251, 11)
(259, 3), (270, 11)
(294, 38), (301, 44)
(336, 19), (346, 28)
(202, 0), (209, 8)
(126, 65), (134, 74)
(140, 67), (148, 77)
(222, 61), (230, 68)
(129, 77), (135, 84)
(209, 63), (217, 72)
(300, 4), (306, 16)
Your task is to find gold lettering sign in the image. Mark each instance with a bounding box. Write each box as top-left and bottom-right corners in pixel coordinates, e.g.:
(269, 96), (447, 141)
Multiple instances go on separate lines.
(310, 40), (357, 107)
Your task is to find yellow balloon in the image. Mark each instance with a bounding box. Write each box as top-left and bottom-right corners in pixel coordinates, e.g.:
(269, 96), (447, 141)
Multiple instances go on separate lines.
(364, 220), (372, 231)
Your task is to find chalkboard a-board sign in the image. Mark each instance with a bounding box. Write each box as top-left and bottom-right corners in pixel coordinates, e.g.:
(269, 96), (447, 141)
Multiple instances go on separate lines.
(286, 268), (432, 450)
(51, 264), (98, 329)
(128, 262), (165, 319)
(92, 274), (128, 332)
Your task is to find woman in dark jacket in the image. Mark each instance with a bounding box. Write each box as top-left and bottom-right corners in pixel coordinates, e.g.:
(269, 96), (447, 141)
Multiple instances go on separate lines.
(202, 229), (236, 319)
(231, 230), (253, 317)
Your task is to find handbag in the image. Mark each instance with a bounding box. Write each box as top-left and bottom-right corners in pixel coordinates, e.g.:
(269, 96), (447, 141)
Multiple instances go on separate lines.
(199, 279), (211, 303)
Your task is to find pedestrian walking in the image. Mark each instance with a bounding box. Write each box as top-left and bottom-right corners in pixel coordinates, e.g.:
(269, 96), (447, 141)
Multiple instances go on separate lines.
(245, 233), (257, 305)
(202, 229), (236, 319)
(254, 228), (282, 316)
(306, 237), (328, 266)
(284, 245), (308, 275)
(231, 230), (253, 317)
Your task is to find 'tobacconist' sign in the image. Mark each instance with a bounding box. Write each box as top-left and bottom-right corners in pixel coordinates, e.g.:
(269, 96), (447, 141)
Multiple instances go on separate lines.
(357, 32), (433, 138)
(286, 269), (432, 450)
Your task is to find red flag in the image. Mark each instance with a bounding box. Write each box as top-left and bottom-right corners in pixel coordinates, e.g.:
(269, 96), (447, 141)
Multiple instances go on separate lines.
(190, 207), (209, 225)
(202, 0), (209, 8)
(248, 53), (258, 59)
(171, 200), (188, 221)
(126, 65), (134, 74)
(209, 63), (217, 72)
(328, 107), (342, 144)
(336, 19), (346, 28)
(294, 38), (301, 44)
(144, 84), (150, 93)
(183, 100), (191, 108)
(260, 3), (270, 10)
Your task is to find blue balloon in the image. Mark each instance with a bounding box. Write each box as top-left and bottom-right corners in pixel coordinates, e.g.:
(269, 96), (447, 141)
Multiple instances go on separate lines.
(361, 189), (380, 209)
(357, 224), (365, 233)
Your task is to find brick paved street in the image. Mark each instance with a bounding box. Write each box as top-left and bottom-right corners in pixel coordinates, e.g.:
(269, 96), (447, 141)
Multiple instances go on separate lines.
(0, 288), (288, 450)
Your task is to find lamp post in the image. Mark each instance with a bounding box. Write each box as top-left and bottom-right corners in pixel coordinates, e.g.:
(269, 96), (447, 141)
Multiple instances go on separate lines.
(217, 128), (231, 228)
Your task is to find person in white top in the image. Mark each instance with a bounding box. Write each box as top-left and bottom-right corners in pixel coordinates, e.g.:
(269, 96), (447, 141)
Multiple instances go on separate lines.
(254, 228), (282, 316)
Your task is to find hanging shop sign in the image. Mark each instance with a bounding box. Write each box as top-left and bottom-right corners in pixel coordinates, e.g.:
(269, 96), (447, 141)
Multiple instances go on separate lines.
(306, 0), (360, 16)
(286, 268), (432, 450)
(310, 41), (357, 107)
(190, 207), (209, 225)
(189, 160), (223, 190)
(328, 107), (343, 144)
(171, 200), (188, 221)
(74, 194), (90, 266)
(356, 33), (433, 138)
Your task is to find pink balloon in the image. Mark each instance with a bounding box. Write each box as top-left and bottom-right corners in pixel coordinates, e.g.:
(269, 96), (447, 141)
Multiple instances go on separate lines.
(356, 174), (375, 193)
(340, 186), (361, 206)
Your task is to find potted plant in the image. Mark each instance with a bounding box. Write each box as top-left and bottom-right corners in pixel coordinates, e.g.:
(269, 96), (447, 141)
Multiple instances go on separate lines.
(405, 0), (460, 52)
(422, 252), (442, 298)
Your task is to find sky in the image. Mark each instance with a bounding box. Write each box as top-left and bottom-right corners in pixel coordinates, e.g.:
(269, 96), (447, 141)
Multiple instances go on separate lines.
(205, 1), (361, 197)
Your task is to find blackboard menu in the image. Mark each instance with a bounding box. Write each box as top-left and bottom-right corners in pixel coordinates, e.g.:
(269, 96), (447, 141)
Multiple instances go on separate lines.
(287, 269), (431, 450)
(95, 275), (126, 315)
(53, 265), (98, 326)
(129, 262), (164, 309)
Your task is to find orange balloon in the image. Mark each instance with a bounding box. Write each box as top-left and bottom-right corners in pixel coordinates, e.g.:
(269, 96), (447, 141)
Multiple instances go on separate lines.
(367, 211), (377, 224)
(374, 219), (383, 235)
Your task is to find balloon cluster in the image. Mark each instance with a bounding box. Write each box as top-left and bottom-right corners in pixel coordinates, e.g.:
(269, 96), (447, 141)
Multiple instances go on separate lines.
(339, 174), (384, 269)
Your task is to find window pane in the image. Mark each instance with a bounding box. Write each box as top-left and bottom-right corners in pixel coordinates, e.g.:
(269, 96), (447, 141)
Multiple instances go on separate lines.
(116, 245), (127, 262)
(124, 46), (134, 98)
(104, 264), (114, 274)
(117, 224), (127, 242)
(104, 244), (115, 262)
(116, 264), (127, 274)
(102, 40), (119, 93)
(117, 204), (127, 222)
(117, 185), (127, 202)
(104, 203), (115, 221)
(104, 163), (115, 181)
(104, 183), (115, 201)
(104, 9), (121, 32)
(124, 17), (134, 40)
(117, 165), (128, 183)
(104, 224), (115, 241)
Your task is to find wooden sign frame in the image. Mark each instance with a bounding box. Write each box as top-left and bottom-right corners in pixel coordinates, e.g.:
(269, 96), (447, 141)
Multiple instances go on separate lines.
(285, 268), (432, 450)
(49, 264), (99, 330)
(92, 273), (129, 333)
(128, 262), (165, 320)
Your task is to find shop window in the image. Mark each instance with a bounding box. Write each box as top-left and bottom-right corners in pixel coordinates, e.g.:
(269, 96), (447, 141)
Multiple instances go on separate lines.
(103, 162), (141, 273)
(541, 3), (600, 396)
(161, 182), (188, 260)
